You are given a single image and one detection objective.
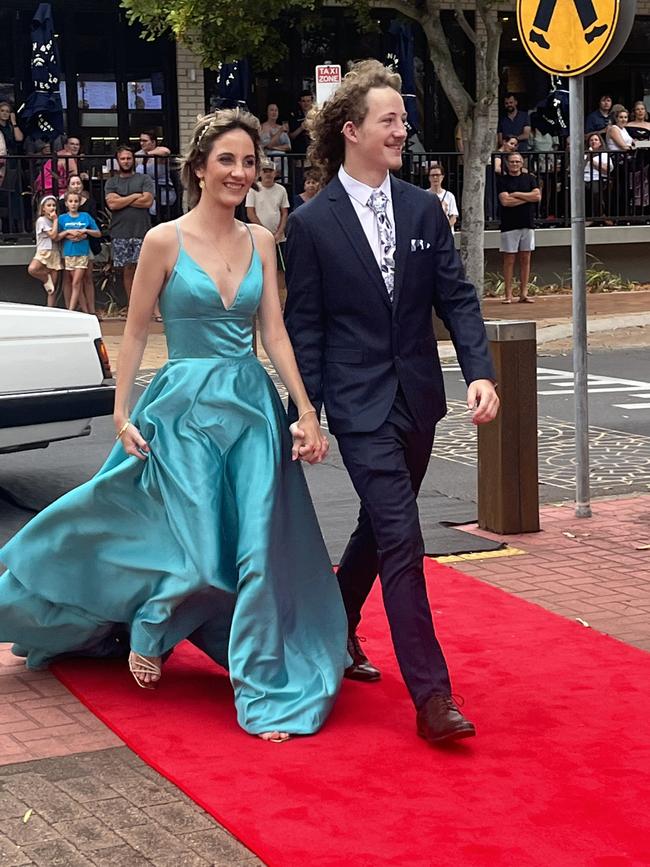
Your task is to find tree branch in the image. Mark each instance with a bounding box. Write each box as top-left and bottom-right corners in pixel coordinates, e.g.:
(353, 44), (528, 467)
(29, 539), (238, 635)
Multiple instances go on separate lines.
(453, 2), (476, 45)
(366, 0), (422, 23)
(476, 2), (501, 108)
(421, 0), (473, 120)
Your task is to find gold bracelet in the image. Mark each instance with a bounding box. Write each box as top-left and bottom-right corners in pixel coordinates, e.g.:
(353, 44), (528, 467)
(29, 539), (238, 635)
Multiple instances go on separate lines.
(115, 419), (131, 440)
(297, 409), (317, 424)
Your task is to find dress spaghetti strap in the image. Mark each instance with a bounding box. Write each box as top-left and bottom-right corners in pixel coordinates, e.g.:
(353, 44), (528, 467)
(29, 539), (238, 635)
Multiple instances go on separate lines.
(175, 220), (183, 250)
(243, 221), (255, 253)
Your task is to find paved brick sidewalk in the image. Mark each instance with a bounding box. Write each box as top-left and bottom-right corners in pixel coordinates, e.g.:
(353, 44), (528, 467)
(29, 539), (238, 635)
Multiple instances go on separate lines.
(0, 647), (123, 767)
(0, 648), (261, 865)
(4, 304), (650, 863)
(0, 749), (260, 866)
(481, 289), (650, 322)
(451, 493), (650, 653)
(1, 494), (647, 863)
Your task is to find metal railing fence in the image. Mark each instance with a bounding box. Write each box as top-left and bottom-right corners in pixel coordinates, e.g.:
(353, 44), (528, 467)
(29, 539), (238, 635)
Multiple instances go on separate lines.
(2, 149), (649, 244)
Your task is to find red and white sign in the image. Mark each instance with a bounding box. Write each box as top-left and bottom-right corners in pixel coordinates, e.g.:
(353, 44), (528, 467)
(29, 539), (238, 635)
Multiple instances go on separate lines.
(315, 65), (342, 106)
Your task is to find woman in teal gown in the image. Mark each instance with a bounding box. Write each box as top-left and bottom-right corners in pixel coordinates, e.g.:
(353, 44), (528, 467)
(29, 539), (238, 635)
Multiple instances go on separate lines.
(0, 110), (348, 742)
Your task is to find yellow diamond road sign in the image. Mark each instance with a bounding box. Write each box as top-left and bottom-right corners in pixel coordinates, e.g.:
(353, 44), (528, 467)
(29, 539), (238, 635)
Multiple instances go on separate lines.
(517, 0), (620, 76)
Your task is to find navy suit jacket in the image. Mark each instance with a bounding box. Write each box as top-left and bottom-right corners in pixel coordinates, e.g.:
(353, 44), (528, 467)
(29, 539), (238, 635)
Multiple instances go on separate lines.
(284, 173), (495, 435)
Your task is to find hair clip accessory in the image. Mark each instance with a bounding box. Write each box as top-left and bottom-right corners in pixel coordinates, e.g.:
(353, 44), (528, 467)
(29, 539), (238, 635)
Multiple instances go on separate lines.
(196, 123), (214, 148)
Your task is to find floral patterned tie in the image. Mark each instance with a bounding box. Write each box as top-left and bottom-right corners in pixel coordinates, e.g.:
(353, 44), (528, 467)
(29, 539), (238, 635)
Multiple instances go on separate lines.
(367, 190), (395, 302)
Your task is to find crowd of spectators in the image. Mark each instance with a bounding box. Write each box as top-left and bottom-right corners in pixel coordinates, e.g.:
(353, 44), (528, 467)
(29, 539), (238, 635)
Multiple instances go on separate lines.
(3, 83), (650, 315)
(0, 90), (328, 315)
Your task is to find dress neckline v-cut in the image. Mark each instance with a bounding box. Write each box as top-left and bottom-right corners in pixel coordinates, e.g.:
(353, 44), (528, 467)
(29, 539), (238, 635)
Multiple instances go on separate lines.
(175, 220), (257, 311)
(181, 247), (257, 312)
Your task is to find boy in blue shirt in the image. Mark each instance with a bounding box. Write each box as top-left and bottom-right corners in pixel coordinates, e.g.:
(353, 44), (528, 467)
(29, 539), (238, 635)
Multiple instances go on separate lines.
(57, 190), (101, 311)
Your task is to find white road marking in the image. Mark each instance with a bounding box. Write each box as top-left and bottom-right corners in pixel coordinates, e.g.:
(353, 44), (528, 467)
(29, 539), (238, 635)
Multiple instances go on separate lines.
(444, 364), (650, 406)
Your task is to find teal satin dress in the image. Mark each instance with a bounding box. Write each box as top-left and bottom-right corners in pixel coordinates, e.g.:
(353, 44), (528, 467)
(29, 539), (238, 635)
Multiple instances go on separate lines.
(0, 222), (348, 735)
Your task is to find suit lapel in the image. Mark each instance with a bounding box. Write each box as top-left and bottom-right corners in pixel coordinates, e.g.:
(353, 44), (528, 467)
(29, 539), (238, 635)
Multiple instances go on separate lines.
(391, 177), (412, 310)
(327, 176), (392, 311)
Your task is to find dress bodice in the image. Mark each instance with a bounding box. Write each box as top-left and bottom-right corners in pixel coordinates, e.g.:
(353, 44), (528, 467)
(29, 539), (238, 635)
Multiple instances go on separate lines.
(159, 223), (263, 360)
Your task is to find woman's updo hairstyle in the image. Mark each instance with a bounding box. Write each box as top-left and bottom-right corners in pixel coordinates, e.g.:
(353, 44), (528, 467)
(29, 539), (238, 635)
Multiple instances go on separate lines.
(181, 109), (264, 207)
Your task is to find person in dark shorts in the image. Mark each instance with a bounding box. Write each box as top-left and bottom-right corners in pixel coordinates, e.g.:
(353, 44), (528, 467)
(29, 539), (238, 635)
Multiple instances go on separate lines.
(105, 146), (155, 309)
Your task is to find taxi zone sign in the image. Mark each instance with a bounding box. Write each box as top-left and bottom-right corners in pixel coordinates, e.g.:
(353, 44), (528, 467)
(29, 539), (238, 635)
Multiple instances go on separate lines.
(315, 65), (342, 105)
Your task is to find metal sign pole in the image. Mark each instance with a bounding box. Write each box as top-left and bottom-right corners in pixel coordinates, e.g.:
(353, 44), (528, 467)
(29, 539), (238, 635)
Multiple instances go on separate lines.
(569, 75), (591, 518)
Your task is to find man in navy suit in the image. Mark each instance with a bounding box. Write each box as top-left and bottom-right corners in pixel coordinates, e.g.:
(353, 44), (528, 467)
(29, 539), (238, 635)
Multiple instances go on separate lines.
(285, 61), (499, 743)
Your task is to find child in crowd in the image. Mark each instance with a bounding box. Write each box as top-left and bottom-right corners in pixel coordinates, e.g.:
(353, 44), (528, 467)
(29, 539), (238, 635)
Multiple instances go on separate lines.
(292, 168), (321, 210)
(245, 159), (290, 244)
(61, 175), (100, 316)
(245, 159), (290, 303)
(28, 196), (62, 306)
(57, 190), (101, 312)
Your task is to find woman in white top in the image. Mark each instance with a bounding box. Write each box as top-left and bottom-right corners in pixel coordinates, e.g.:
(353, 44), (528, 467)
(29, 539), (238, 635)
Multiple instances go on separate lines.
(584, 133), (612, 225)
(427, 163), (459, 230)
(606, 107), (634, 152)
(606, 107), (635, 218)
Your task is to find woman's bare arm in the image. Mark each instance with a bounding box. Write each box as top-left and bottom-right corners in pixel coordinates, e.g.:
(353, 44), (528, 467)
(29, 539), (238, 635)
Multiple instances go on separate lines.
(113, 224), (175, 458)
(254, 225), (327, 463)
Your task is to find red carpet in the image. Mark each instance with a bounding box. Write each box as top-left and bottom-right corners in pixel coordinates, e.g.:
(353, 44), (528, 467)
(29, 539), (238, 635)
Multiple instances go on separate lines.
(52, 561), (650, 867)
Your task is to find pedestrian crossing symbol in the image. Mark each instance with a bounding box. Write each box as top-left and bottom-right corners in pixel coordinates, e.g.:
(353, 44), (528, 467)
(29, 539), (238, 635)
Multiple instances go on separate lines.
(517, 0), (619, 75)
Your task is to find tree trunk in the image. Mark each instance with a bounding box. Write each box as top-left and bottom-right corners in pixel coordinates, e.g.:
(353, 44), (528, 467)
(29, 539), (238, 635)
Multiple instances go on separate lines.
(460, 105), (493, 294)
(415, 2), (500, 297)
(460, 143), (487, 293)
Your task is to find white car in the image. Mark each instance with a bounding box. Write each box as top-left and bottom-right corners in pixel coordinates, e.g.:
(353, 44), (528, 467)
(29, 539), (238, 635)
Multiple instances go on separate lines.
(0, 303), (115, 454)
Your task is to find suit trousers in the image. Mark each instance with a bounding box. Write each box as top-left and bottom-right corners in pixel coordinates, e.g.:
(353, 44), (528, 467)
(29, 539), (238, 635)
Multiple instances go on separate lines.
(335, 390), (452, 708)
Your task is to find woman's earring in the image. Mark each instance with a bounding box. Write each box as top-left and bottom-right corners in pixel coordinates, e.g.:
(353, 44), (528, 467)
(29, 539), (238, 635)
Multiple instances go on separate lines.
(199, 179), (205, 190)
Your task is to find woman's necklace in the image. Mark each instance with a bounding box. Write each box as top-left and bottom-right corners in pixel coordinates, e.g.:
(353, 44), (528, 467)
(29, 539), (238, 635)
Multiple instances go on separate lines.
(203, 226), (238, 273)
(208, 240), (232, 273)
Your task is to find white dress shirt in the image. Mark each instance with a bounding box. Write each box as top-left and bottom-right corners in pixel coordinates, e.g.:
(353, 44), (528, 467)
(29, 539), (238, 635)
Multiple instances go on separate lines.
(338, 165), (395, 269)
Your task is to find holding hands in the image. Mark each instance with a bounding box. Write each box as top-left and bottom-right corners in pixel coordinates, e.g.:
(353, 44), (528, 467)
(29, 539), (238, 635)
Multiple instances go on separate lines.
(290, 409), (329, 464)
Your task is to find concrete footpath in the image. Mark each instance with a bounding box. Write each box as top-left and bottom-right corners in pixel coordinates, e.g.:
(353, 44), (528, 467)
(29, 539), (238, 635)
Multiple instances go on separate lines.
(0, 290), (648, 865)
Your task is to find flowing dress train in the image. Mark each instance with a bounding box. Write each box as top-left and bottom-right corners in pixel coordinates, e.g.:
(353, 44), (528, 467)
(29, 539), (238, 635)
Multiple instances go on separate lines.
(0, 222), (348, 734)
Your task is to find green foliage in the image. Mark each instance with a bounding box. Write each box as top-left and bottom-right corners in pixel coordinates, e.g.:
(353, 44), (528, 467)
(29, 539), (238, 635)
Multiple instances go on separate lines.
(121, 0), (318, 69)
(584, 257), (636, 293)
(484, 255), (638, 298)
(483, 271), (539, 297)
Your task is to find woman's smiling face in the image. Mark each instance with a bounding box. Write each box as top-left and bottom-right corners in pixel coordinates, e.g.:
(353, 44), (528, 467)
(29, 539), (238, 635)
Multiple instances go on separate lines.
(197, 129), (258, 207)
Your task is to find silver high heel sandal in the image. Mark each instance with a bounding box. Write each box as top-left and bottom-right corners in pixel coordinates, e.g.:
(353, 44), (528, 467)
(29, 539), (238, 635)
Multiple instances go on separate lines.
(128, 651), (162, 689)
(258, 732), (291, 743)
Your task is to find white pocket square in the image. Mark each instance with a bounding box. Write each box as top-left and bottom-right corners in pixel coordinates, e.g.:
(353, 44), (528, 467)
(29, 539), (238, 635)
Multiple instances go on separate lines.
(410, 239), (431, 251)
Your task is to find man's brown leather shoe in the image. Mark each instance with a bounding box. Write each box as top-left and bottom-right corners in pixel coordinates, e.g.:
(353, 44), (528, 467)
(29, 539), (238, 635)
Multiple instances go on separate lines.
(344, 633), (381, 681)
(416, 695), (476, 743)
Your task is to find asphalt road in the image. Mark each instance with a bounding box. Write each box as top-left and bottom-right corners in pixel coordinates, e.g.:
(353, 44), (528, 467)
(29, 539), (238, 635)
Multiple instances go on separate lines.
(436, 347), (650, 503)
(0, 379), (492, 561)
(2, 347), (648, 551)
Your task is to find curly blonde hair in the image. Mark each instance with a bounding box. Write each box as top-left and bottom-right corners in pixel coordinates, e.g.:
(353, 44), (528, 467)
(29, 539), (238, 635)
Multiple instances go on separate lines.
(307, 60), (402, 184)
(181, 109), (264, 208)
